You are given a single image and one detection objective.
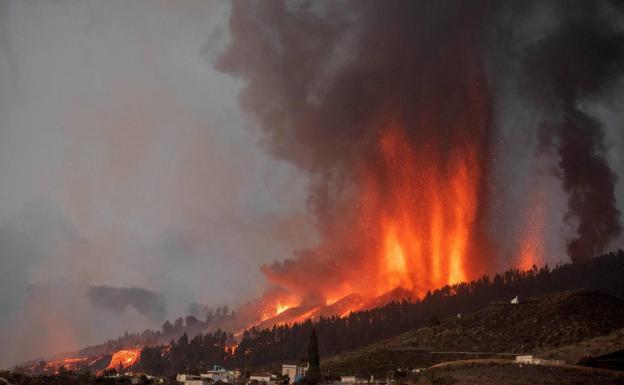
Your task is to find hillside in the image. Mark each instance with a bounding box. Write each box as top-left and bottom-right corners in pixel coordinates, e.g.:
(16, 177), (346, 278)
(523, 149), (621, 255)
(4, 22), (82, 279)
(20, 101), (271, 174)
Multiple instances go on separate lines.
(321, 290), (624, 377)
(23, 251), (624, 376)
(411, 360), (624, 385)
(538, 326), (624, 364)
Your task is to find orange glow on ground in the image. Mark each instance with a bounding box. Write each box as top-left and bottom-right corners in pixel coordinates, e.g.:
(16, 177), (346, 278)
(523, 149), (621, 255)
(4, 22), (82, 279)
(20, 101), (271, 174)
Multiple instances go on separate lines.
(276, 303), (290, 315)
(106, 348), (141, 371)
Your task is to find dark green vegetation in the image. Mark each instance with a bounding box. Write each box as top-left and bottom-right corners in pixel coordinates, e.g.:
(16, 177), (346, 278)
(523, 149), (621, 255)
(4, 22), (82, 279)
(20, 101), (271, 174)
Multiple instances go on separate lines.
(306, 329), (320, 385)
(136, 251), (624, 376)
(321, 290), (624, 376)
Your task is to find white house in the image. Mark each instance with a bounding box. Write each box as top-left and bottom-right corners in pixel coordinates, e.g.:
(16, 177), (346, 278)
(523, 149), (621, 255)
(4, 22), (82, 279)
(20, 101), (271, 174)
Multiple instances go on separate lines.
(515, 355), (533, 364)
(249, 373), (272, 384)
(177, 373), (214, 385)
(338, 376), (371, 384)
(515, 355), (564, 366)
(177, 374), (211, 385)
(177, 374), (193, 382)
(281, 364), (308, 384)
(185, 381), (211, 385)
(201, 365), (230, 382)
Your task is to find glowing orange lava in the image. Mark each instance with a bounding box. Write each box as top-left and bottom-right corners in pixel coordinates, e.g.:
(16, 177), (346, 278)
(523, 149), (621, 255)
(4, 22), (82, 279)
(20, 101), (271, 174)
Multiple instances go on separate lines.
(276, 303), (290, 315)
(254, 39), (493, 326)
(106, 348), (141, 371)
(227, 343), (239, 354)
(517, 187), (547, 271)
(356, 124), (483, 298)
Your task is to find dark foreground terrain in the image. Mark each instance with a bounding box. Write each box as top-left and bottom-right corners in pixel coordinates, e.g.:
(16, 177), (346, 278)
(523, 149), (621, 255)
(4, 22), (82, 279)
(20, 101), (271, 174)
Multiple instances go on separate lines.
(412, 360), (624, 385)
(322, 290), (624, 377)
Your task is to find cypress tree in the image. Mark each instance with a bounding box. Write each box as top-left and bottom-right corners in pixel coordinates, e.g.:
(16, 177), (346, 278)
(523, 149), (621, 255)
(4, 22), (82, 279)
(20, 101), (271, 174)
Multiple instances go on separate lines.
(306, 328), (320, 385)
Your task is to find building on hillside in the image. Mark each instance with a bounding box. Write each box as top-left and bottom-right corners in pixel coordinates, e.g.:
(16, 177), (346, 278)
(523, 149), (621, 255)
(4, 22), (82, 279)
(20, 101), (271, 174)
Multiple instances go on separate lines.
(177, 374), (211, 385)
(201, 365), (231, 382)
(281, 363), (308, 384)
(515, 355), (564, 365)
(249, 373), (273, 384)
(184, 380), (210, 385)
(515, 355), (534, 364)
(511, 295), (527, 304)
(339, 376), (370, 384)
(178, 366), (240, 384)
(126, 373), (165, 384)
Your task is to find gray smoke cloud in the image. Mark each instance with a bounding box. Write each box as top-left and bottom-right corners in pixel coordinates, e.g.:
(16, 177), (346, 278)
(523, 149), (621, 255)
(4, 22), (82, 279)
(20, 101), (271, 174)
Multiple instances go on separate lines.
(520, 1), (624, 261)
(88, 286), (165, 319)
(0, 0), (316, 368)
(216, 0), (624, 291)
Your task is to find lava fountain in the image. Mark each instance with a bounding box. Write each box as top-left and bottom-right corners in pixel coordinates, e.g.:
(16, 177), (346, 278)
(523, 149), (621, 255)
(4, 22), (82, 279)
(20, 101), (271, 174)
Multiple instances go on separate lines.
(218, 1), (541, 327)
(358, 122), (487, 298)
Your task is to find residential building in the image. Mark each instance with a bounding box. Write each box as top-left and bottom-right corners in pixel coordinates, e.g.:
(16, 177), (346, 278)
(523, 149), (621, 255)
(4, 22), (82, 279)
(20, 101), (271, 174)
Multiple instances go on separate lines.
(281, 363), (307, 384)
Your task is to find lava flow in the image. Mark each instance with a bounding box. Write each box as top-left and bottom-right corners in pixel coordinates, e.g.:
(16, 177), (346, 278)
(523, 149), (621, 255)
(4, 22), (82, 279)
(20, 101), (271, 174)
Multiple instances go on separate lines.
(106, 348), (141, 371)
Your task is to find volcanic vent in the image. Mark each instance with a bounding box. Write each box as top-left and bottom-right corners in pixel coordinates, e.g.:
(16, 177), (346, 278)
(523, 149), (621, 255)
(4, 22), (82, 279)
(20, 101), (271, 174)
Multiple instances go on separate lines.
(216, 1), (624, 326)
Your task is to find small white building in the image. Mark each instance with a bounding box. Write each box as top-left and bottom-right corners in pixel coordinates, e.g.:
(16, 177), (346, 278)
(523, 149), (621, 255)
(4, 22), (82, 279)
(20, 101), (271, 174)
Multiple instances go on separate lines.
(515, 355), (534, 364)
(178, 366), (239, 384)
(339, 376), (369, 384)
(201, 365), (230, 382)
(515, 355), (564, 366)
(249, 373), (272, 384)
(177, 374), (192, 382)
(186, 381), (211, 385)
(177, 373), (212, 385)
(177, 374), (211, 385)
(282, 364), (308, 384)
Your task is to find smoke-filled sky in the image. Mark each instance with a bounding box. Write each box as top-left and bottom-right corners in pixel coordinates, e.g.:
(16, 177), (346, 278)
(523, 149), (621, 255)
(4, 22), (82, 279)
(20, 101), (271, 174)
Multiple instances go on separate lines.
(1, 0), (624, 369)
(0, 0), (317, 367)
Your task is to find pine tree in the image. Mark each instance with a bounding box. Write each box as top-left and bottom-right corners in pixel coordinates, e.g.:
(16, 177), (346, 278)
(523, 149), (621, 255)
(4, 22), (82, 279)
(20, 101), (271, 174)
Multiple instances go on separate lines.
(306, 328), (320, 385)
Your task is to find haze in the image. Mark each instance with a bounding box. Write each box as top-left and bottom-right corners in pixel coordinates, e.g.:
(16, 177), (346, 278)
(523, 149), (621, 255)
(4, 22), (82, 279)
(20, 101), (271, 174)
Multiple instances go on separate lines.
(0, 0), (316, 367)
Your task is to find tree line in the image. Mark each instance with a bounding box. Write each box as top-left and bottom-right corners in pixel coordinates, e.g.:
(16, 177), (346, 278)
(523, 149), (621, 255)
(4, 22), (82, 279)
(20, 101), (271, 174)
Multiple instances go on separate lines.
(136, 250), (624, 376)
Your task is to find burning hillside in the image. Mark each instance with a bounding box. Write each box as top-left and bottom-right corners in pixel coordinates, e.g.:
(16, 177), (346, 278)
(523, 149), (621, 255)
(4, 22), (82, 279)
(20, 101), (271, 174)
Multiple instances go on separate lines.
(21, 348), (141, 375)
(105, 349), (141, 372)
(217, 0), (624, 327)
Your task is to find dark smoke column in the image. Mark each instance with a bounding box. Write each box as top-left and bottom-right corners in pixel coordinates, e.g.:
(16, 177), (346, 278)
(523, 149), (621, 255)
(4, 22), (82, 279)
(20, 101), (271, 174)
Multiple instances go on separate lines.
(216, 0), (496, 302)
(523, 1), (624, 262)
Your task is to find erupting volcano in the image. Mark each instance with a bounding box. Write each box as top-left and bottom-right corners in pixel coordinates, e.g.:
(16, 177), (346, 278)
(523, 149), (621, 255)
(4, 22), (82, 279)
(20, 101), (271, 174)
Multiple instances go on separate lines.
(6, 0), (624, 375)
(218, 0), (500, 322)
(218, 0), (624, 328)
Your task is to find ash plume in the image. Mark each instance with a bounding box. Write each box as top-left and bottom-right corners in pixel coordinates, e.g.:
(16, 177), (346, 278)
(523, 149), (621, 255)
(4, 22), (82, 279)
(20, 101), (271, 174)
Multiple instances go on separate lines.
(217, 0), (496, 304)
(521, 0), (624, 262)
(217, 0), (624, 313)
(88, 285), (165, 320)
